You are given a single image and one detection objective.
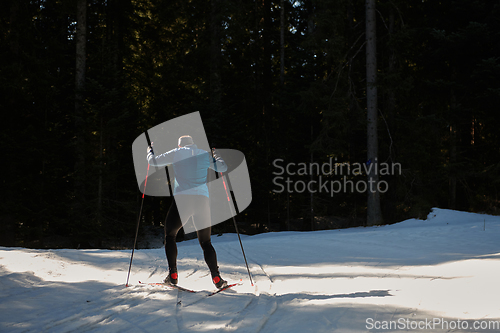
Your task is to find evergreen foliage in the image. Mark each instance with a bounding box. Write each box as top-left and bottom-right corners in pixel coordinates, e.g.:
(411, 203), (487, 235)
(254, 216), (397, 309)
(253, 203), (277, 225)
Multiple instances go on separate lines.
(1, 0), (499, 247)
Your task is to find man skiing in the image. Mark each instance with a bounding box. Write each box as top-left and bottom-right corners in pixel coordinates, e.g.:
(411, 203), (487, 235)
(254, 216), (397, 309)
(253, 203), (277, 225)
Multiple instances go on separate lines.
(147, 135), (228, 289)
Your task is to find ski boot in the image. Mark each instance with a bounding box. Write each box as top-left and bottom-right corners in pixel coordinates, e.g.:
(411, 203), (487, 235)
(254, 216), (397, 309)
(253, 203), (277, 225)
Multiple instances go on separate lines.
(212, 275), (228, 289)
(164, 269), (178, 285)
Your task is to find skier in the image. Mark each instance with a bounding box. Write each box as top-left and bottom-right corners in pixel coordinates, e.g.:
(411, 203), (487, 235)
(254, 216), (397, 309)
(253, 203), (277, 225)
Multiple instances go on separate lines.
(147, 135), (228, 289)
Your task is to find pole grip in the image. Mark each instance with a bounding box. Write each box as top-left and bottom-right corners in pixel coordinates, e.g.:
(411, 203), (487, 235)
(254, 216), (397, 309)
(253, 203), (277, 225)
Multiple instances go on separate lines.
(145, 130), (152, 147)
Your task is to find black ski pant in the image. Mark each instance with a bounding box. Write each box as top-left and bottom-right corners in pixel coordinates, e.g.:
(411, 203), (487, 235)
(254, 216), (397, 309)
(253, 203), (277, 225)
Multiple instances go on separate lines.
(164, 195), (219, 278)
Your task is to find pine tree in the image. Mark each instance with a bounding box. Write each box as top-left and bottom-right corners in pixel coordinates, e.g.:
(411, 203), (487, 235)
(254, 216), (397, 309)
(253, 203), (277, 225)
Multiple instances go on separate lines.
(365, 0), (383, 226)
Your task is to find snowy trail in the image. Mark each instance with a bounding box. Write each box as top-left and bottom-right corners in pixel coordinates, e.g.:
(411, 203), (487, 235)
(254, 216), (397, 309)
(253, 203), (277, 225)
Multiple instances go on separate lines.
(1, 208), (500, 332)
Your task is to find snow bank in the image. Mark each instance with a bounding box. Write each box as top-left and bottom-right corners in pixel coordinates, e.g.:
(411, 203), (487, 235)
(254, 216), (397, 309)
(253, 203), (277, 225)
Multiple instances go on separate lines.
(1, 208), (499, 332)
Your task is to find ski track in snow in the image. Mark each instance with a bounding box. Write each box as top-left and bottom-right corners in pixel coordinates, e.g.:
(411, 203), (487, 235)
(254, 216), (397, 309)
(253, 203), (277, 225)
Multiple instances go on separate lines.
(1, 208), (500, 332)
(175, 289), (184, 332)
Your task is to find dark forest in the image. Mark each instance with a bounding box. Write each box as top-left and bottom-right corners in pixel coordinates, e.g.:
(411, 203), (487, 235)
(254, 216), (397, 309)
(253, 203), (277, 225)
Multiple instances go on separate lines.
(1, 0), (499, 248)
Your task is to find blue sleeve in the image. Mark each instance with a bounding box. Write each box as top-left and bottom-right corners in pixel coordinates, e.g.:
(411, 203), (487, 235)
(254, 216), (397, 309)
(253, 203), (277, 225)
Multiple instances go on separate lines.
(148, 148), (176, 167)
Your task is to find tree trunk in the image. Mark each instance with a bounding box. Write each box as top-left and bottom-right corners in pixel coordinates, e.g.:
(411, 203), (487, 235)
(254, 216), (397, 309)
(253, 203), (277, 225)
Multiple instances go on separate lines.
(385, 6), (397, 222)
(310, 126), (314, 231)
(280, 0), (285, 88)
(210, 0), (222, 114)
(261, 0), (273, 232)
(449, 89), (458, 210)
(75, 0), (87, 218)
(306, 0), (314, 35)
(347, 0), (358, 164)
(279, 0), (289, 231)
(365, 0), (383, 226)
(9, 1), (20, 56)
(98, 116), (103, 221)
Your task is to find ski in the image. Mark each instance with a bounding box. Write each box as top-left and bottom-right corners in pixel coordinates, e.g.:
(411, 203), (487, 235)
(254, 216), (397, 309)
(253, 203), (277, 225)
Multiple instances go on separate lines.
(138, 280), (241, 296)
(179, 281), (243, 307)
(207, 282), (240, 296)
(139, 281), (196, 293)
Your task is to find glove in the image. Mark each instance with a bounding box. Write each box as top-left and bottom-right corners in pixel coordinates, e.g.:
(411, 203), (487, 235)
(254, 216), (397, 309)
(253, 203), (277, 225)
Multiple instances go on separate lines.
(212, 148), (221, 161)
(147, 144), (154, 159)
(211, 148), (227, 173)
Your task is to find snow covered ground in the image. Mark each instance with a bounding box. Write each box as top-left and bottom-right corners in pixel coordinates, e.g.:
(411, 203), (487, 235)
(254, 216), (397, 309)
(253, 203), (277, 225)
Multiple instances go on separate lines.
(1, 208), (500, 332)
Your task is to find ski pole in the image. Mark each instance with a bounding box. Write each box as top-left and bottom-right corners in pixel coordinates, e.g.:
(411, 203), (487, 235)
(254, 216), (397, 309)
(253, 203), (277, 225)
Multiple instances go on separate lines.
(221, 173), (254, 286)
(126, 131), (153, 287)
(213, 149), (254, 286)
